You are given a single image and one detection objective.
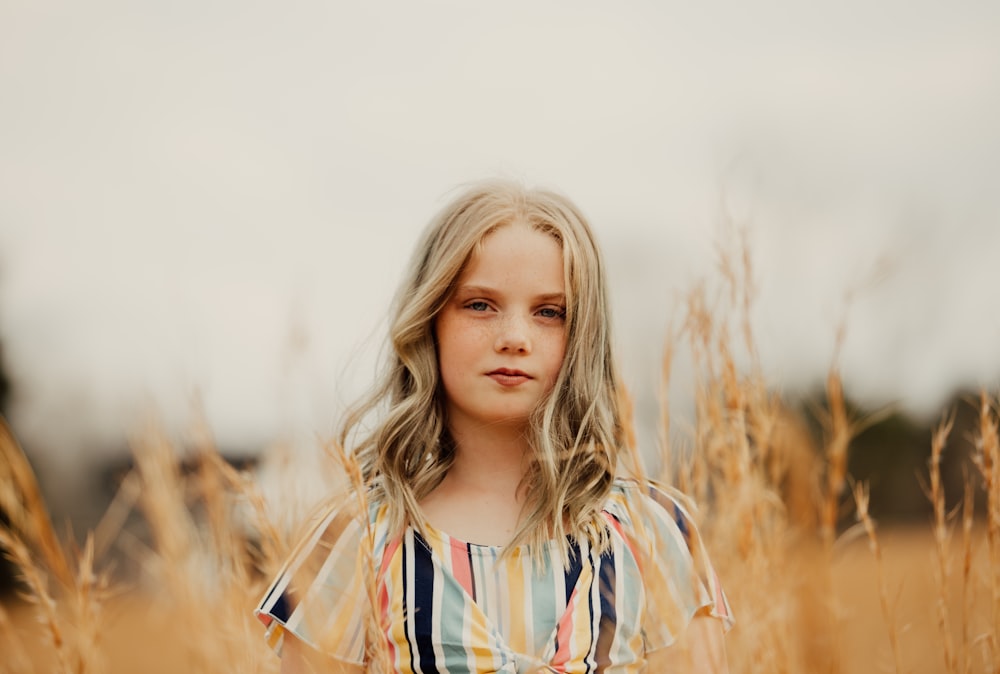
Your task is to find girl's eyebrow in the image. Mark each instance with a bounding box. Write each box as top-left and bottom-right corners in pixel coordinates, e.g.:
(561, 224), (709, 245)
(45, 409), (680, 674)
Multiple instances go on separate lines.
(453, 284), (495, 296)
(454, 285), (566, 303)
(535, 292), (567, 303)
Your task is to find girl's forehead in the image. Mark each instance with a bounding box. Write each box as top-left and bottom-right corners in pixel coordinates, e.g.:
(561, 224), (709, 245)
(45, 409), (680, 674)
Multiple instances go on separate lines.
(456, 222), (565, 286)
(478, 221), (560, 254)
(474, 220), (563, 254)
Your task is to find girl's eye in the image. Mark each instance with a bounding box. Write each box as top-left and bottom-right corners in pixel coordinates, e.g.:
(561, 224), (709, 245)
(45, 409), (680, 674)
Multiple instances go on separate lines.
(467, 301), (490, 312)
(538, 306), (566, 320)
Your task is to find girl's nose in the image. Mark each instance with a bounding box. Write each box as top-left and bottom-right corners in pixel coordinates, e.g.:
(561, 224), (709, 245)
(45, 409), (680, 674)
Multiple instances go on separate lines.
(494, 314), (530, 353)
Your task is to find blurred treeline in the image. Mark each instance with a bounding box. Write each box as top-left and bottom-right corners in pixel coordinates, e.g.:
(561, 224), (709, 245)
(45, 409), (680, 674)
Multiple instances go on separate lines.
(798, 391), (982, 524)
(0, 323), (984, 596)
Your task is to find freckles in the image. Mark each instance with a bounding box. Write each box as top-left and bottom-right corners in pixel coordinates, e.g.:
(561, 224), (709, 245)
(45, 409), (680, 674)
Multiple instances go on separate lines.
(445, 316), (491, 353)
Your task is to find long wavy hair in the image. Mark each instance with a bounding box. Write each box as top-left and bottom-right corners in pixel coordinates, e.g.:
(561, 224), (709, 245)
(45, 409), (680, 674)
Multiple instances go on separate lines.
(339, 179), (627, 554)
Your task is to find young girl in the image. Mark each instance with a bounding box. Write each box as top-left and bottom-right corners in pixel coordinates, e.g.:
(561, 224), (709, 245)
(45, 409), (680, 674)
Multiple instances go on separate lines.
(256, 180), (733, 673)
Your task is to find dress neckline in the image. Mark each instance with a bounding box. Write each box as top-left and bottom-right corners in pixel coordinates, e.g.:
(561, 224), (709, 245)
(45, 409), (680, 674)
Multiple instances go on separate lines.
(418, 516), (537, 555)
(409, 479), (633, 554)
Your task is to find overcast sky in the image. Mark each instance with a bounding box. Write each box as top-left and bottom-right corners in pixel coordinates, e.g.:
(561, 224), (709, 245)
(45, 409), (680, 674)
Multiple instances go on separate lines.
(1, 1), (999, 488)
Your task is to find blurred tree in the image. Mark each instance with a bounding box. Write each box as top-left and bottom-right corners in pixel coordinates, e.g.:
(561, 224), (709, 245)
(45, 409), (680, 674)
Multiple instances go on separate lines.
(802, 391), (979, 528)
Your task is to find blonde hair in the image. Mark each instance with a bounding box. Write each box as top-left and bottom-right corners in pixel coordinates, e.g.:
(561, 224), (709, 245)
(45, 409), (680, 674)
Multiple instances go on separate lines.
(340, 179), (626, 553)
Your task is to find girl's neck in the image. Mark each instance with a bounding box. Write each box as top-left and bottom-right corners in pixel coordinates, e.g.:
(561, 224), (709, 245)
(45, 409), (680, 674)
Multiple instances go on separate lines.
(417, 421), (531, 546)
(446, 421), (530, 492)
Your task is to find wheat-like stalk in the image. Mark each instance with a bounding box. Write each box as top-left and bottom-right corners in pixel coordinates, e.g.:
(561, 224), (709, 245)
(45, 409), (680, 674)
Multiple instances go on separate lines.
(928, 412), (957, 674)
(1, 416), (120, 673)
(673, 238), (825, 673)
(0, 527), (69, 672)
(972, 392), (1000, 672)
(0, 418), (72, 588)
(821, 369), (851, 549)
(961, 474), (975, 674)
(854, 481), (904, 674)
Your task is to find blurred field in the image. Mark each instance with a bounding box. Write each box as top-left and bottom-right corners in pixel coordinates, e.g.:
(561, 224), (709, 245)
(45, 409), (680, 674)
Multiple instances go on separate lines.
(832, 524), (993, 674)
(2, 524), (989, 674)
(5, 593), (259, 673)
(2, 251), (998, 673)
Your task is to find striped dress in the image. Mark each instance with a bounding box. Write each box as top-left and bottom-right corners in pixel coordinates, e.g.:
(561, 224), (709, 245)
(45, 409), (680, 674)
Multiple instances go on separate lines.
(255, 479), (733, 673)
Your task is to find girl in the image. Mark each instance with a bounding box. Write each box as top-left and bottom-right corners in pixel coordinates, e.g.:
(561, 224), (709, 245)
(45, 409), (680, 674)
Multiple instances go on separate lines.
(256, 180), (733, 673)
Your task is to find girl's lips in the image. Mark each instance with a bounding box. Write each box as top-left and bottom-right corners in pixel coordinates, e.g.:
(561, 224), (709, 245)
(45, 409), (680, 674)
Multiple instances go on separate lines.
(487, 369), (531, 386)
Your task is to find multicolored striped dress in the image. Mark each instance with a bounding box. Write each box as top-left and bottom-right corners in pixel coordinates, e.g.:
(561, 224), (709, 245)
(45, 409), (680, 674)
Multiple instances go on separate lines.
(255, 479), (733, 672)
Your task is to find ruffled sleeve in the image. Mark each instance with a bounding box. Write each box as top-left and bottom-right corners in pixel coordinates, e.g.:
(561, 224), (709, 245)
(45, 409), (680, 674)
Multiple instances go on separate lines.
(254, 501), (373, 665)
(603, 480), (734, 653)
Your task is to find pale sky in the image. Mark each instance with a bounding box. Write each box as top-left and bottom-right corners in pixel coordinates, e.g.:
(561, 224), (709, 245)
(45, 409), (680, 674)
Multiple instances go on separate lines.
(1, 2), (999, 503)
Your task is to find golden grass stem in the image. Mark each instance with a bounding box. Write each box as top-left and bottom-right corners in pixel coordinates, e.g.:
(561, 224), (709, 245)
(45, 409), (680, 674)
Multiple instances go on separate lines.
(974, 391), (1000, 672)
(929, 412), (957, 674)
(961, 475), (974, 674)
(853, 482), (904, 674)
(822, 370), (850, 548)
(0, 527), (70, 672)
(0, 418), (73, 588)
(91, 472), (140, 563)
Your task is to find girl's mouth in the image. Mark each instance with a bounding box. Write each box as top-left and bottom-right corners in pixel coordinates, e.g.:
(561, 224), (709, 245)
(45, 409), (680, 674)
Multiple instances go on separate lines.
(487, 369), (531, 386)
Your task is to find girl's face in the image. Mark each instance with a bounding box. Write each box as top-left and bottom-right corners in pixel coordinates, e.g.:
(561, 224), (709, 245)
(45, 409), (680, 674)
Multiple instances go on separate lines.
(435, 222), (567, 433)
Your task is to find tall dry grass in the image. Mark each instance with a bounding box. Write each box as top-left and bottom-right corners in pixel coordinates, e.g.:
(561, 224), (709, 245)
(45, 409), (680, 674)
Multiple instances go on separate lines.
(2, 250), (999, 673)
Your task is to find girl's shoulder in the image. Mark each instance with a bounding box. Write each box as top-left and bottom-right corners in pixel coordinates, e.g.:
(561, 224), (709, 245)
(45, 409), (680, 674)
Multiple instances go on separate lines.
(254, 486), (396, 663)
(603, 477), (700, 545)
(602, 477), (734, 645)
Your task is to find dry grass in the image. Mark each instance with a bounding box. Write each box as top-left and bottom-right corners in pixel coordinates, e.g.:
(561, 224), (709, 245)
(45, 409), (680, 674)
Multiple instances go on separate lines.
(2, 249), (1000, 673)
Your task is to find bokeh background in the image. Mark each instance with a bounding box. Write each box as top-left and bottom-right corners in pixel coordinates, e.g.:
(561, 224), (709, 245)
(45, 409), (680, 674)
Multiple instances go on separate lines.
(1, 5), (999, 665)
